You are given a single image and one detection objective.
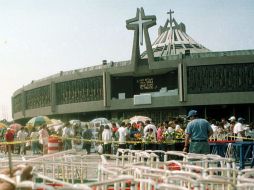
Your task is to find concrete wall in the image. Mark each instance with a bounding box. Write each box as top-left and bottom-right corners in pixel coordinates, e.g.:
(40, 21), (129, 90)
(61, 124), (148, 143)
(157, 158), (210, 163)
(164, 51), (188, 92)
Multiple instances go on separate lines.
(12, 50), (254, 121)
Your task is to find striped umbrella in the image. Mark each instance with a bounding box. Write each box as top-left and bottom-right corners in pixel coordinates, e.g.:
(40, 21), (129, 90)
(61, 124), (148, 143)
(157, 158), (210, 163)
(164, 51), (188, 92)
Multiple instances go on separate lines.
(27, 116), (52, 127)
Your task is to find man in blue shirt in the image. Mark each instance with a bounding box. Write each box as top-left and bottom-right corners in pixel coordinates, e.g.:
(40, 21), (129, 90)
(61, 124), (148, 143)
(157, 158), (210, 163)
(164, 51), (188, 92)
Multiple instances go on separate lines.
(183, 110), (213, 154)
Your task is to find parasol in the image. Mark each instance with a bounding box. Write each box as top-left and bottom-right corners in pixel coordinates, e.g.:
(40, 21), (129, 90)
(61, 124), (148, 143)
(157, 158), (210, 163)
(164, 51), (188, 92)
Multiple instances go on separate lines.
(122, 119), (131, 125)
(9, 123), (22, 132)
(129, 115), (151, 124)
(90, 117), (110, 125)
(27, 116), (51, 127)
(0, 122), (7, 129)
(47, 119), (63, 127)
(69, 119), (81, 126)
(0, 123), (7, 137)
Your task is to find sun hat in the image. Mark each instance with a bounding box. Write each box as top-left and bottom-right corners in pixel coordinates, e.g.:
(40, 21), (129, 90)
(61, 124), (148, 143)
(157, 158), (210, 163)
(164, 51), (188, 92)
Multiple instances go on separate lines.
(228, 116), (236, 121)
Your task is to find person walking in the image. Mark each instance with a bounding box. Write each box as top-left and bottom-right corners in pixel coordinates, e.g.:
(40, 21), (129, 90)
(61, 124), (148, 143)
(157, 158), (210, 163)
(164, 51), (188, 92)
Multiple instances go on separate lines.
(183, 110), (213, 154)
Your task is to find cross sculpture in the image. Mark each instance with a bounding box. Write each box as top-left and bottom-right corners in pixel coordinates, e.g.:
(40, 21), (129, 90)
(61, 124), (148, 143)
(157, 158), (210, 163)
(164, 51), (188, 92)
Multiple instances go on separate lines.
(127, 8), (155, 45)
(126, 7), (156, 67)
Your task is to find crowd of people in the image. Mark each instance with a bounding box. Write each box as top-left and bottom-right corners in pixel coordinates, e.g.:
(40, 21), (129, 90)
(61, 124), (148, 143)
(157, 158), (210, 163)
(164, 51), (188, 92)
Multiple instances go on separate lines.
(2, 124), (49, 155)
(0, 111), (253, 157)
(94, 111), (254, 156)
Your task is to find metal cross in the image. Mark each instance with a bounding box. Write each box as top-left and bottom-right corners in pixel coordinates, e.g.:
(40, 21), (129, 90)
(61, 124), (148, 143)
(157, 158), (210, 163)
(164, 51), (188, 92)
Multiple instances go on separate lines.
(167, 9), (174, 28)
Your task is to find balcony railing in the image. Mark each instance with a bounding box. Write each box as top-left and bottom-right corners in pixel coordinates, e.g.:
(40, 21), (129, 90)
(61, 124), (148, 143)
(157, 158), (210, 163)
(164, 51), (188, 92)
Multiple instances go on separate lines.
(33, 60), (131, 83)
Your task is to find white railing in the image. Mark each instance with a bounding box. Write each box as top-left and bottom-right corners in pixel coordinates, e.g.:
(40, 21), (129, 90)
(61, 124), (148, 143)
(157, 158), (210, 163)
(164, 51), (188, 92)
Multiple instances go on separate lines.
(0, 149), (253, 189)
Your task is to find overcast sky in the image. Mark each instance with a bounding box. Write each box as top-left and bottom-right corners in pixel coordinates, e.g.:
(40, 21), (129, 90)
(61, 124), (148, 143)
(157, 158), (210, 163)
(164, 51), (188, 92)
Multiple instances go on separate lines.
(0, 0), (254, 121)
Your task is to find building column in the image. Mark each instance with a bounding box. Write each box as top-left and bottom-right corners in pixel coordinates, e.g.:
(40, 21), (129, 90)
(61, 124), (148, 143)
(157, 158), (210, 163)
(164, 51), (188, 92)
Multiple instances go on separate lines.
(248, 105), (251, 123)
(21, 89), (26, 117)
(11, 97), (14, 119)
(103, 71), (111, 107)
(178, 53), (187, 102)
(51, 82), (56, 113)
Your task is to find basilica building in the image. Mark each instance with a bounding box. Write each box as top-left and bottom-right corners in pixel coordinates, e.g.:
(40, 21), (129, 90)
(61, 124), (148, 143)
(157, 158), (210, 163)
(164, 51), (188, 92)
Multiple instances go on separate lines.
(12, 8), (254, 123)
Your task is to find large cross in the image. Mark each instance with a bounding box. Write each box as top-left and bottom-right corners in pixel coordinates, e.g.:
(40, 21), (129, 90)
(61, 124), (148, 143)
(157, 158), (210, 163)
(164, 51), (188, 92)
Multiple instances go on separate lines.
(167, 9), (174, 28)
(128, 8), (154, 45)
(126, 8), (156, 64)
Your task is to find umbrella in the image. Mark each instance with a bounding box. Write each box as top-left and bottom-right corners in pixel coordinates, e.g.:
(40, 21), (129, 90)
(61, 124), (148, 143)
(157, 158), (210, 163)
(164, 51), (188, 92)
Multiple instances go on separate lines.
(0, 123), (7, 138)
(47, 119), (64, 132)
(9, 123), (22, 132)
(47, 119), (63, 127)
(27, 116), (51, 127)
(129, 115), (151, 124)
(122, 119), (131, 125)
(25, 125), (34, 132)
(53, 124), (64, 132)
(0, 122), (7, 129)
(48, 124), (64, 133)
(90, 117), (110, 126)
(69, 119), (81, 126)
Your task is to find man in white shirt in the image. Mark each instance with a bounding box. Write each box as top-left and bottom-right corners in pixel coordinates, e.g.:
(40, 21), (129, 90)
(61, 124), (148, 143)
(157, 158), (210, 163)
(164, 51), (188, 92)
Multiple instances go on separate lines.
(143, 120), (157, 138)
(211, 119), (219, 133)
(233, 117), (245, 141)
(117, 122), (128, 149)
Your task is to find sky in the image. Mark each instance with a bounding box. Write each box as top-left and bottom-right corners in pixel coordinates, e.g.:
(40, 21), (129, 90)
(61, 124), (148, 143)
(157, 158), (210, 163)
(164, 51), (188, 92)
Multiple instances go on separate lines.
(0, 0), (254, 121)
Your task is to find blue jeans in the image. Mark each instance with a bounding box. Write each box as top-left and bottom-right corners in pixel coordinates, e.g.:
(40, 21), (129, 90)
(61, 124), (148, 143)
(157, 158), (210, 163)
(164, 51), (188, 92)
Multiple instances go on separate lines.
(20, 143), (26, 155)
(32, 141), (39, 154)
(63, 139), (72, 150)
